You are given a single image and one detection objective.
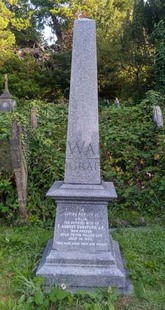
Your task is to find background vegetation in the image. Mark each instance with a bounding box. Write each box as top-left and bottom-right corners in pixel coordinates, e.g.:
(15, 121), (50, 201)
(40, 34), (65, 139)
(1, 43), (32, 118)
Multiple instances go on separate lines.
(0, 0), (165, 309)
(0, 0), (164, 102)
(0, 96), (164, 225)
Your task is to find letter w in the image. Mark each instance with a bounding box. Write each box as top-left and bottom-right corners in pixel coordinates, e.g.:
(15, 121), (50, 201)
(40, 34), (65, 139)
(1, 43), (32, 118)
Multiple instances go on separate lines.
(68, 141), (85, 155)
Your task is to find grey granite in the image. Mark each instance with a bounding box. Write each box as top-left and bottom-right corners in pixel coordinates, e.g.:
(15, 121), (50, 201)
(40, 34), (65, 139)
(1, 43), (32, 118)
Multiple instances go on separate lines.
(153, 105), (164, 127)
(64, 19), (100, 185)
(0, 90), (16, 112)
(37, 233), (133, 294)
(0, 76), (16, 112)
(47, 181), (117, 201)
(37, 18), (133, 295)
(51, 203), (112, 253)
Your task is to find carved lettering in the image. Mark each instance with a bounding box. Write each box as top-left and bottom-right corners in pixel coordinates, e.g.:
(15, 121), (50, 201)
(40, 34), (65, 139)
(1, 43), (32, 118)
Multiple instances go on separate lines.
(68, 141), (96, 157)
(66, 159), (99, 171)
(68, 141), (85, 155)
(54, 209), (108, 248)
(85, 143), (95, 156)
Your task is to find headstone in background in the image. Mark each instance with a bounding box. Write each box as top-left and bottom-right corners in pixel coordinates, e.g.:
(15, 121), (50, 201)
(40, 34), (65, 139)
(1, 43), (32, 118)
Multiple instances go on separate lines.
(11, 121), (28, 221)
(37, 19), (132, 294)
(0, 74), (16, 112)
(153, 106), (164, 127)
(31, 106), (38, 129)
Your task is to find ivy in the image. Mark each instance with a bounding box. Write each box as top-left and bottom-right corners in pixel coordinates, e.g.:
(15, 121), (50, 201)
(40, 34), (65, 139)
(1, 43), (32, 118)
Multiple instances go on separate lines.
(0, 98), (164, 224)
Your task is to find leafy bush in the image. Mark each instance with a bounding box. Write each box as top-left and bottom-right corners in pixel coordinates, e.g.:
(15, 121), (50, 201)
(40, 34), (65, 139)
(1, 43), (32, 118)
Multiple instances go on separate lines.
(0, 98), (164, 224)
(99, 100), (165, 225)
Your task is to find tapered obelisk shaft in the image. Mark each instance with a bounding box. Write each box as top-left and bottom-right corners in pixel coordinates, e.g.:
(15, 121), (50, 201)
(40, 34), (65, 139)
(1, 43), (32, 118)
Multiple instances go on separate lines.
(64, 19), (101, 184)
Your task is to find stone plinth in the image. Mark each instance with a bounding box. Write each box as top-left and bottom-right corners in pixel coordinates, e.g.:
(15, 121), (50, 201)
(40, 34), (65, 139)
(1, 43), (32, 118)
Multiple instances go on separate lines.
(36, 19), (133, 294)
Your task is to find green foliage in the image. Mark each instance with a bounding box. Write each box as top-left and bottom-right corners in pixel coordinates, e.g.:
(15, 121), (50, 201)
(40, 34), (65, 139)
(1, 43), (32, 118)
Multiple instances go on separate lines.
(0, 56), (48, 100)
(0, 224), (117, 309)
(144, 0), (165, 35)
(150, 20), (165, 93)
(0, 0), (31, 64)
(99, 97), (165, 225)
(14, 282), (117, 310)
(0, 0), (164, 101)
(114, 225), (165, 308)
(0, 99), (164, 225)
(43, 51), (71, 101)
(0, 51), (71, 101)
(23, 0), (135, 99)
(120, 0), (153, 100)
(0, 225), (165, 309)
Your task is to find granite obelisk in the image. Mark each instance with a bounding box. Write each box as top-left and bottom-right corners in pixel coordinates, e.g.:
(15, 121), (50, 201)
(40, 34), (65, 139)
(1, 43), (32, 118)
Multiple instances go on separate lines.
(64, 18), (100, 185)
(37, 19), (132, 294)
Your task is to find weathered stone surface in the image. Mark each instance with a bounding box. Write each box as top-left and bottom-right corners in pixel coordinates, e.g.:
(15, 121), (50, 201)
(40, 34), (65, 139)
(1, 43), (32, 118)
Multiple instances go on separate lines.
(0, 91), (16, 112)
(52, 203), (111, 253)
(47, 181), (117, 201)
(37, 237), (131, 293)
(153, 105), (164, 127)
(0, 75), (16, 112)
(37, 18), (133, 294)
(64, 19), (100, 185)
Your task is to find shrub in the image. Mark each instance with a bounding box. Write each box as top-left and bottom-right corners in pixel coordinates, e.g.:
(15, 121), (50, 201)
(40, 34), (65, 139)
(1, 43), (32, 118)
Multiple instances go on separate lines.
(0, 99), (164, 224)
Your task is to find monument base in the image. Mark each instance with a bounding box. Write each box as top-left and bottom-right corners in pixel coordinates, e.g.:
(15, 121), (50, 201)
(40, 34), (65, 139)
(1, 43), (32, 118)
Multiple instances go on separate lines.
(36, 238), (133, 294)
(36, 181), (133, 295)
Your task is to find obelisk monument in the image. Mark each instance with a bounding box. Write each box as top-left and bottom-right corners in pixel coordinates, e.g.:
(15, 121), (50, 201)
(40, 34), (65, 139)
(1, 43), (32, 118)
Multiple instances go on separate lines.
(37, 19), (132, 293)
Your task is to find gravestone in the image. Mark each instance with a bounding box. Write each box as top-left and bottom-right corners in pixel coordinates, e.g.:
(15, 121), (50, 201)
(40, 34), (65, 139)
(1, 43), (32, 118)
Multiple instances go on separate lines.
(0, 75), (16, 112)
(37, 18), (132, 293)
(153, 106), (164, 127)
(11, 121), (28, 221)
(31, 106), (38, 129)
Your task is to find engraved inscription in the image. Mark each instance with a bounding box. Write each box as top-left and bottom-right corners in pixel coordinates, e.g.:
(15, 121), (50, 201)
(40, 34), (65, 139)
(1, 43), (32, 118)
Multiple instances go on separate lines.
(54, 206), (109, 250)
(66, 160), (100, 171)
(68, 141), (96, 157)
(66, 140), (100, 171)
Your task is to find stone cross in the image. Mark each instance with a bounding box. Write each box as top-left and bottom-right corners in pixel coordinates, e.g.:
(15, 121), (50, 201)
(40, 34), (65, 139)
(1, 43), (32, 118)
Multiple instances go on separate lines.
(37, 18), (132, 294)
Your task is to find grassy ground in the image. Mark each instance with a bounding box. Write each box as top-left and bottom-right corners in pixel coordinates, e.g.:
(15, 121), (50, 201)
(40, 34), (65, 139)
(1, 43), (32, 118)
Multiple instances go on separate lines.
(0, 225), (165, 310)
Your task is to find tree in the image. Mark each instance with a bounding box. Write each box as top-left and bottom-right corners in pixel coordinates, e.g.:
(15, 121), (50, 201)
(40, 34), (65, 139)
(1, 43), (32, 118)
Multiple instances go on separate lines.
(0, 0), (31, 64)
(144, 0), (165, 35)
(120, 0), (153, 99)
(151, 20), (165, 93)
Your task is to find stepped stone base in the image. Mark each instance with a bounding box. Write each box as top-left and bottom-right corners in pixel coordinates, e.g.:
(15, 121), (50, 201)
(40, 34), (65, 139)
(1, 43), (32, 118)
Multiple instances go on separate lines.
(37, 238), (133, 294)
(36, 181), (133, 295)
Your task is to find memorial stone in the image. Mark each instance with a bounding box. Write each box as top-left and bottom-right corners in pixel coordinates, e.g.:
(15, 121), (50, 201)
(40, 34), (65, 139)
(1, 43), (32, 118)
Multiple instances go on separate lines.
(0, 75), (16, 112)
(153, 105), (164, 127)
(37, 18), (132, 294)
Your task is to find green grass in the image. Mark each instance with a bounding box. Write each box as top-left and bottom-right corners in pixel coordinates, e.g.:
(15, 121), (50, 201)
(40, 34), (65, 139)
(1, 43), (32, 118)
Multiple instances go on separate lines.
(0, 225), (165, 309)
(113, 226), (165, 309)
(0, 225), (52, 309)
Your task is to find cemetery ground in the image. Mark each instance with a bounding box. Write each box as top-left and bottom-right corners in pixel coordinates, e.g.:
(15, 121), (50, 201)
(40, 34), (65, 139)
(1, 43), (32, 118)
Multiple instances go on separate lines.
(0, 98), (165, 309)
(0, 225), (165, 309)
